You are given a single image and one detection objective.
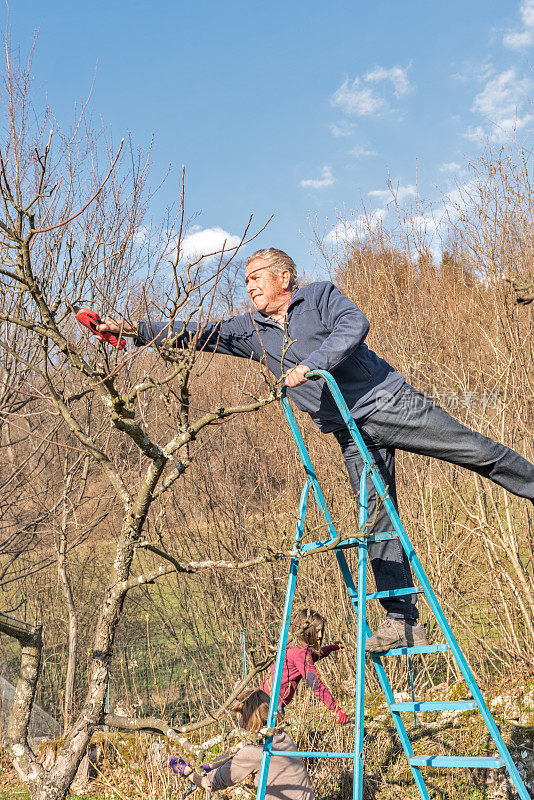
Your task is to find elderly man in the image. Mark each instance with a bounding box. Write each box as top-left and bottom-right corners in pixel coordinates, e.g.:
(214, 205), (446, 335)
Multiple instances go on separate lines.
(98, 248), (534, 653)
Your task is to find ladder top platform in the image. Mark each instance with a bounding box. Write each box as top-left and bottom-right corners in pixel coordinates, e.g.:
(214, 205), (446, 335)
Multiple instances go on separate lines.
(297, 531), (398, 555)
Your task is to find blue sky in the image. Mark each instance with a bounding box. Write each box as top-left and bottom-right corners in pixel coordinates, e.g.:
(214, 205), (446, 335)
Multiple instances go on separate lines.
(5, 0), (534, 272)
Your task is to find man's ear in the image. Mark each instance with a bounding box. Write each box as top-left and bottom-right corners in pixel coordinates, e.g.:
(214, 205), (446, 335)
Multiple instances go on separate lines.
(281, 270), (291, 290)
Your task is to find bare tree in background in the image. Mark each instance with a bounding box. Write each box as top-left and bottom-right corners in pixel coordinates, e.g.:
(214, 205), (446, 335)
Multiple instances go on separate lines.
(0, 42), (281, 800)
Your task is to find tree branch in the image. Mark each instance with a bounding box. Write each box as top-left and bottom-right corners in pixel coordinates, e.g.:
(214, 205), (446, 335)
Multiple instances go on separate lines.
(30, 140), (124, 235)
(113, 545), (289, 600)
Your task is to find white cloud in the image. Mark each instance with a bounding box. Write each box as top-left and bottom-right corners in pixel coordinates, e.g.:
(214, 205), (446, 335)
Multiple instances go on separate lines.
(178, 225), (242, 262)
(494, 112), (534, 141)
(438, 161), (463, 174)
(442, 179), (478, 216)
(463, 124), (487, 142)
(504, 29), (534, 49)
(349, 144), (378, 157)
(409, 212), (442, 236)
(451, 60), (494, 84)
(368, 184), (417, 204)
(133, 226), (149, 245)
(470, 68), (533, 142)
(473, 68), (530, 117)
(330, 64), (412, 117)
(331, 78), (386, 116)
(329, 121), (357, 137)
(407, 180), (477, 241)
(407, 211), (448, 264)
(300, 165), (335, 189)
(405, 184), (476, 264)
(503, 0), (534, 49)
(364, 65), (411, 98)
(324, 209), (386, 246)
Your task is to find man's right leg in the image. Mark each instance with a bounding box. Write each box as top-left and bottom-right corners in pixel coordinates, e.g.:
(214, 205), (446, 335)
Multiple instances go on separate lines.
(333, 428), (428, 652)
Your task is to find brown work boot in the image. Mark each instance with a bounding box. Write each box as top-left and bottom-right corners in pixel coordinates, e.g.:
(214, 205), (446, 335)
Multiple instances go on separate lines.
(365, 618), (429, 654)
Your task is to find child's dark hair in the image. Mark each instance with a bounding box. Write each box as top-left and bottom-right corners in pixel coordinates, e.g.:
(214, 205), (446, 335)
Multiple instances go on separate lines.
(291, 608), (325, 654)
(230, 689), (272, 733)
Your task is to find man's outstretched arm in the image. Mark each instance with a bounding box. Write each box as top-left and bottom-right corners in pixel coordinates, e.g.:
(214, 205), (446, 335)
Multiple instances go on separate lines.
(97, 315), (256, 359)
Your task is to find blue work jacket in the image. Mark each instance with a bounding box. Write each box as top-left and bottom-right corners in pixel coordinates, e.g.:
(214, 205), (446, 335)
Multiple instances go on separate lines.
(135, 281), (404, 432)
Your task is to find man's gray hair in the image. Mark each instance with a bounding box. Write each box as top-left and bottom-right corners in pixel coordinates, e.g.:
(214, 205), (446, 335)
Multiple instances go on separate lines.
(246, 248), (299, 290)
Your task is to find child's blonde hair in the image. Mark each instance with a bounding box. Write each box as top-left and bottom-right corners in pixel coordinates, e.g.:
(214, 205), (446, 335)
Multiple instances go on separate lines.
(231, 689), (272, 733)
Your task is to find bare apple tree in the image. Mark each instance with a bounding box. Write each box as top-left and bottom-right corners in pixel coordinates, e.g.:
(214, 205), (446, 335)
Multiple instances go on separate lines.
(0, 44), (281, 800)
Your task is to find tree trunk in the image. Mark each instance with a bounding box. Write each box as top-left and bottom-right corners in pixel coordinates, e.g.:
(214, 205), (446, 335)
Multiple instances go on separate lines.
(58, 469), (78, 736)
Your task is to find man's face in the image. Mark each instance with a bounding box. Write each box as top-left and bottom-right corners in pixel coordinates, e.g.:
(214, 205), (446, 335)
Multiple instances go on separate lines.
(245, 258), (289, 315)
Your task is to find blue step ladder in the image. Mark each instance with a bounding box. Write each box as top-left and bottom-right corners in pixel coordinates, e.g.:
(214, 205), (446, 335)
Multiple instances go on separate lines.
(256, 370), (530, 800)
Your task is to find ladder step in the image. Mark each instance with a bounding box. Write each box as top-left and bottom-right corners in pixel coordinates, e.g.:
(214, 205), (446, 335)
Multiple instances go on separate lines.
(372, 643), (450, 657)
(365, 531), (399, 542)
(409, 755), (504, 768)
(391, 701), (477, 712)
(300, 532), (398, 553)
(367, 586), (423, 600)
(269, 749), (355, 759)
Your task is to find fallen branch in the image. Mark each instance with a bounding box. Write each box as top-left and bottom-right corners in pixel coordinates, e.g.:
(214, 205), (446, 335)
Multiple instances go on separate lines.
(103, 713), (200, 755)
(0, 610), (41, 645)
(103, 713), (285, 760)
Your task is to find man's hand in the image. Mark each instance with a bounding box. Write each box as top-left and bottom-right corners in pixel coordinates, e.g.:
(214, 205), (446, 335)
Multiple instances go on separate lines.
(96, 317), (138, 337)
(284, 364), (311, 388)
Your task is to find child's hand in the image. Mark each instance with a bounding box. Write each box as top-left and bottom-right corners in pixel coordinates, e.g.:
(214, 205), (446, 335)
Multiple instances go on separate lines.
(335, 707), (349, 725)
(169, 756), (192, 776)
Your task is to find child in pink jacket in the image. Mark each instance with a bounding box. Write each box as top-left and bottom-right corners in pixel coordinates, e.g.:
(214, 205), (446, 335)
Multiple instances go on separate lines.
(261, 608), (349, 725)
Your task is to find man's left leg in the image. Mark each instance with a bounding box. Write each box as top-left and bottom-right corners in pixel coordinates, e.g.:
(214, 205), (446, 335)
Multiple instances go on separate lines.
(333, 427), (429, 652)
(340, 383), (533, 652)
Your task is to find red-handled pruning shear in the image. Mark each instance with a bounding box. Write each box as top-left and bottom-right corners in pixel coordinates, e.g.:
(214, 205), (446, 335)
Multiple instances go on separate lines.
(76, 308), (126, 350)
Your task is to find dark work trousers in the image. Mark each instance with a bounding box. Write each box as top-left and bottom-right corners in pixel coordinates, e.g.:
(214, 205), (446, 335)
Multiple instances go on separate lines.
(333, 383), (534, 621)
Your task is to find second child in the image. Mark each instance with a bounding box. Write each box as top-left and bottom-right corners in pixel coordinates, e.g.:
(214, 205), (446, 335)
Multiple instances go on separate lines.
(262, 608), (349, 725)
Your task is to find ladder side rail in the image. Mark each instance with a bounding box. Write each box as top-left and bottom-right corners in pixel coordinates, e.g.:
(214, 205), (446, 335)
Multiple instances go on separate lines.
(281, 395), (339, 543)
(307, 371), (403, 533)
(358, 464), (368, 533)
(388, 538), (532, 800)
(265, 557), (300, 721)
(269, 749), (356, 758)
(257, 482), (312, 799)
(294, 479), (312, 549)
(335, 550), (430, 800)
(354, 536), (367, 800)
(256, 554), (300, 800)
